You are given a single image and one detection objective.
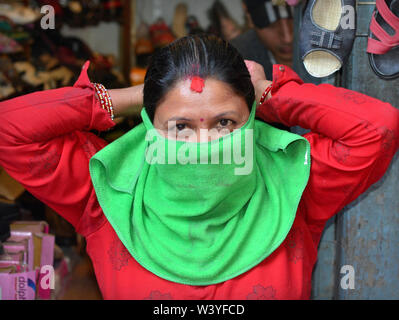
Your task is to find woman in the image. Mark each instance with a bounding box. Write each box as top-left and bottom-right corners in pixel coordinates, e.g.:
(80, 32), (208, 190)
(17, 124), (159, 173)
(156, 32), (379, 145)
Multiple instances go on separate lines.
(0, 35), (398, 299)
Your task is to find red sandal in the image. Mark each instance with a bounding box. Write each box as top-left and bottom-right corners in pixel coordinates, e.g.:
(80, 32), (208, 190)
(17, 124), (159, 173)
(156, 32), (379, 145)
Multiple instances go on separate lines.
(367, 0), (399, 79)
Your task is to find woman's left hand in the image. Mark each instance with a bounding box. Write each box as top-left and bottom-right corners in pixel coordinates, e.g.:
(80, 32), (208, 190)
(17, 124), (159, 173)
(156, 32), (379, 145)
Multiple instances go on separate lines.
(244, 60), (273, 105)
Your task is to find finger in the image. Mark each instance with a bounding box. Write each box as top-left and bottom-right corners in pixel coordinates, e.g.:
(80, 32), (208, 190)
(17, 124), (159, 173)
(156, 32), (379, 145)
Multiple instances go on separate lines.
(244, 60), (254, 71)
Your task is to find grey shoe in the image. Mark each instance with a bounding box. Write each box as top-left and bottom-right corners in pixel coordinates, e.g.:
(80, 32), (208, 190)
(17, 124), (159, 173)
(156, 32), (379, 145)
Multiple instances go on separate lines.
(300, 0), (356, 78)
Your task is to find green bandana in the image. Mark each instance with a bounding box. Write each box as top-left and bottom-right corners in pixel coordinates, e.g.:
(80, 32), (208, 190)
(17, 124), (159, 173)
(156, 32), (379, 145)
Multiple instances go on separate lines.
(89, 102), (311, 285)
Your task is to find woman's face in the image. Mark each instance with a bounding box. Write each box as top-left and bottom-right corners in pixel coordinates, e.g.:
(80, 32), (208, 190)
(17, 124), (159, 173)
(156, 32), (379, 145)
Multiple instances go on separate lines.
(153, 78), (250, 142)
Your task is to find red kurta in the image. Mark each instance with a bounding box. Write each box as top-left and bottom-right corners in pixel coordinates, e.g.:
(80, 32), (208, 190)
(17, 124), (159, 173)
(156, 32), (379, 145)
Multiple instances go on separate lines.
(0, 62), (398, 300)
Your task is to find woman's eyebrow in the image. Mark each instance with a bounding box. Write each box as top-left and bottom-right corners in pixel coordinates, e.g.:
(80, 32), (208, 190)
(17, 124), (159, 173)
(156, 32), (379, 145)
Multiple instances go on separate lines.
(214, 111), (239, 118)
(164, 111), (239, 126)
(164, 116), (192, 126)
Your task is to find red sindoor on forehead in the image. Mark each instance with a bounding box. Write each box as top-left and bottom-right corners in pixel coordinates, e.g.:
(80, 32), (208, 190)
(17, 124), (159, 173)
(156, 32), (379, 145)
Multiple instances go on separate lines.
(190, 76), (205, 93)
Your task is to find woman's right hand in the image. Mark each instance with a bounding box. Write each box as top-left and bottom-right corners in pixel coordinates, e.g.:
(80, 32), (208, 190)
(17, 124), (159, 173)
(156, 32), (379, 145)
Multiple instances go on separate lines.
(108, 84), (144, 119)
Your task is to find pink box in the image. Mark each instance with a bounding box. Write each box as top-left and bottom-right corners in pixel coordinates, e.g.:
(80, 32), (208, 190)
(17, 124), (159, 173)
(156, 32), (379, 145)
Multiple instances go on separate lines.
(9, 231), (34, 272)
(0, 270), (37, 300)
(0, 252), (26, 272)
(2, 240), (29, 267)
(36, 232), (55, 300)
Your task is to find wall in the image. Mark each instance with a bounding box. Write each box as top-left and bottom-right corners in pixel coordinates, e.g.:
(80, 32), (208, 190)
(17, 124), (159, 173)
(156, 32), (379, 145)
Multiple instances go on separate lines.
(293, 1), (399, 300)
(61, 22), (121, 65)
(135, 0), (245, 29)
(60, 0), (245, 71)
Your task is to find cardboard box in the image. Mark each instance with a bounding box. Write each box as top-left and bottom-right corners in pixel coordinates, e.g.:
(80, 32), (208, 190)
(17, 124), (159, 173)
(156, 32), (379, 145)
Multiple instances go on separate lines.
(0, 167), (25, 201)
(10, 221), (49, 235)
(0, 251), (26, 272)
(2, 240), (29, 267)
(35, 233), (55, 300)
(0, 270), (37, 300)
(8, 231), (34, 272)
(0, 266), (17, 274)
(10, 221), (52, 270)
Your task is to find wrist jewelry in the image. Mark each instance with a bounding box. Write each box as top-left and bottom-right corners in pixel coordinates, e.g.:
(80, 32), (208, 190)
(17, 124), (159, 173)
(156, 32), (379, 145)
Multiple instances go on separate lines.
(259, 83), (273, 106)
(93, 83), (115, 120)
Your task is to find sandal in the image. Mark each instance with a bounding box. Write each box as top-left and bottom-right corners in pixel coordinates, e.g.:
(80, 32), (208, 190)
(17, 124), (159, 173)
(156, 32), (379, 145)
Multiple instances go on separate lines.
(300, 0), (356, 78)
(367, 0), (399, 79)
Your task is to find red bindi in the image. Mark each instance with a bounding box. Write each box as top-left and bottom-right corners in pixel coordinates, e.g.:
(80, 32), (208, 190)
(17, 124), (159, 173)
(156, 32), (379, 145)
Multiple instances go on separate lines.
(200, 118), (204, 122)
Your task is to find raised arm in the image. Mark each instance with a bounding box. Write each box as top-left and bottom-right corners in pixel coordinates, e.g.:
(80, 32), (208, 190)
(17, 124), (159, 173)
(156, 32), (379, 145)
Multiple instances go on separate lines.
(253, 63), (399, 228)
(0, 61), (143, 236)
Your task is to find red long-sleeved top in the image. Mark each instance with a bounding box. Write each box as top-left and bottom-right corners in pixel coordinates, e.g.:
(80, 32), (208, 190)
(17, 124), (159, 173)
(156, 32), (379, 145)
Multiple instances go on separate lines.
(0, 62), (398, 300)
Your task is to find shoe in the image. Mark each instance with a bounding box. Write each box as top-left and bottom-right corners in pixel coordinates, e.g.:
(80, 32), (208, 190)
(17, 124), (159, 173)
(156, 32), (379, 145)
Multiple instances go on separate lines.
(149, 18), (176, 49)
(300, 0), (356, 78)
(172, 3), (188, 39)
(14, 62), (45, 87)
(0, 56), (26, 94)
(0, 3), (41, 25)
(135, 22), (154, 68)
(101, 0), (124, 23)
(0, 73), (16, 101)
(285, 0), (302, 6)
(0, 20), (30, 45)
(0, 32), (23, 54)
(367, 0), (399, 79)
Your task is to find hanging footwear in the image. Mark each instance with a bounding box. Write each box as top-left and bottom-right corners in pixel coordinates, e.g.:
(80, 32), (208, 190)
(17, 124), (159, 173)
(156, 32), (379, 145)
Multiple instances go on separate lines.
(300, 0), (356, 78)
(367, 0), (399, 79)
(172, 3), (188, 39)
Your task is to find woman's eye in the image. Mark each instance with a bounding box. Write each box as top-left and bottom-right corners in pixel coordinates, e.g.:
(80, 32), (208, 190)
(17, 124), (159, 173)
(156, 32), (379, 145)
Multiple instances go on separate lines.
(219, 119), (233, 127)
(176, 124), (186, 131)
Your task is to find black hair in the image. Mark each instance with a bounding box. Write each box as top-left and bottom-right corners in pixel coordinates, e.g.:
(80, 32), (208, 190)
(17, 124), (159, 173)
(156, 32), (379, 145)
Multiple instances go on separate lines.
(143, 34), (255, 121)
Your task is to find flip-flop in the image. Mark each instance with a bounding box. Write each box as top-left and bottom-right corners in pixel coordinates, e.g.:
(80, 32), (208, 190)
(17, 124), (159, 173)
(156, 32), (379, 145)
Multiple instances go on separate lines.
(300, 0), (356, 78)
(367, 0), (399, 79)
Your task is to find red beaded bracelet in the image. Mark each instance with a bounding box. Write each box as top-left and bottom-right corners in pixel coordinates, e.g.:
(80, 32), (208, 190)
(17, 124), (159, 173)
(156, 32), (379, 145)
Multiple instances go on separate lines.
(259, 83), (273, 106)
(93, 83), (115, 120)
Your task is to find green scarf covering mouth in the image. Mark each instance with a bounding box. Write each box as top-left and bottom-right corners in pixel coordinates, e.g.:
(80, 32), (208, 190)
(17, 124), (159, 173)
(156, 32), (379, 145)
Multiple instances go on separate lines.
(89, 102), (311, 285)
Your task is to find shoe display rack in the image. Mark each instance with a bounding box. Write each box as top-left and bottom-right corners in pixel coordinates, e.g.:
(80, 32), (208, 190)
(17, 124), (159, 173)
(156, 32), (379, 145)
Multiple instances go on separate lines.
(0, 0), (132, 103)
